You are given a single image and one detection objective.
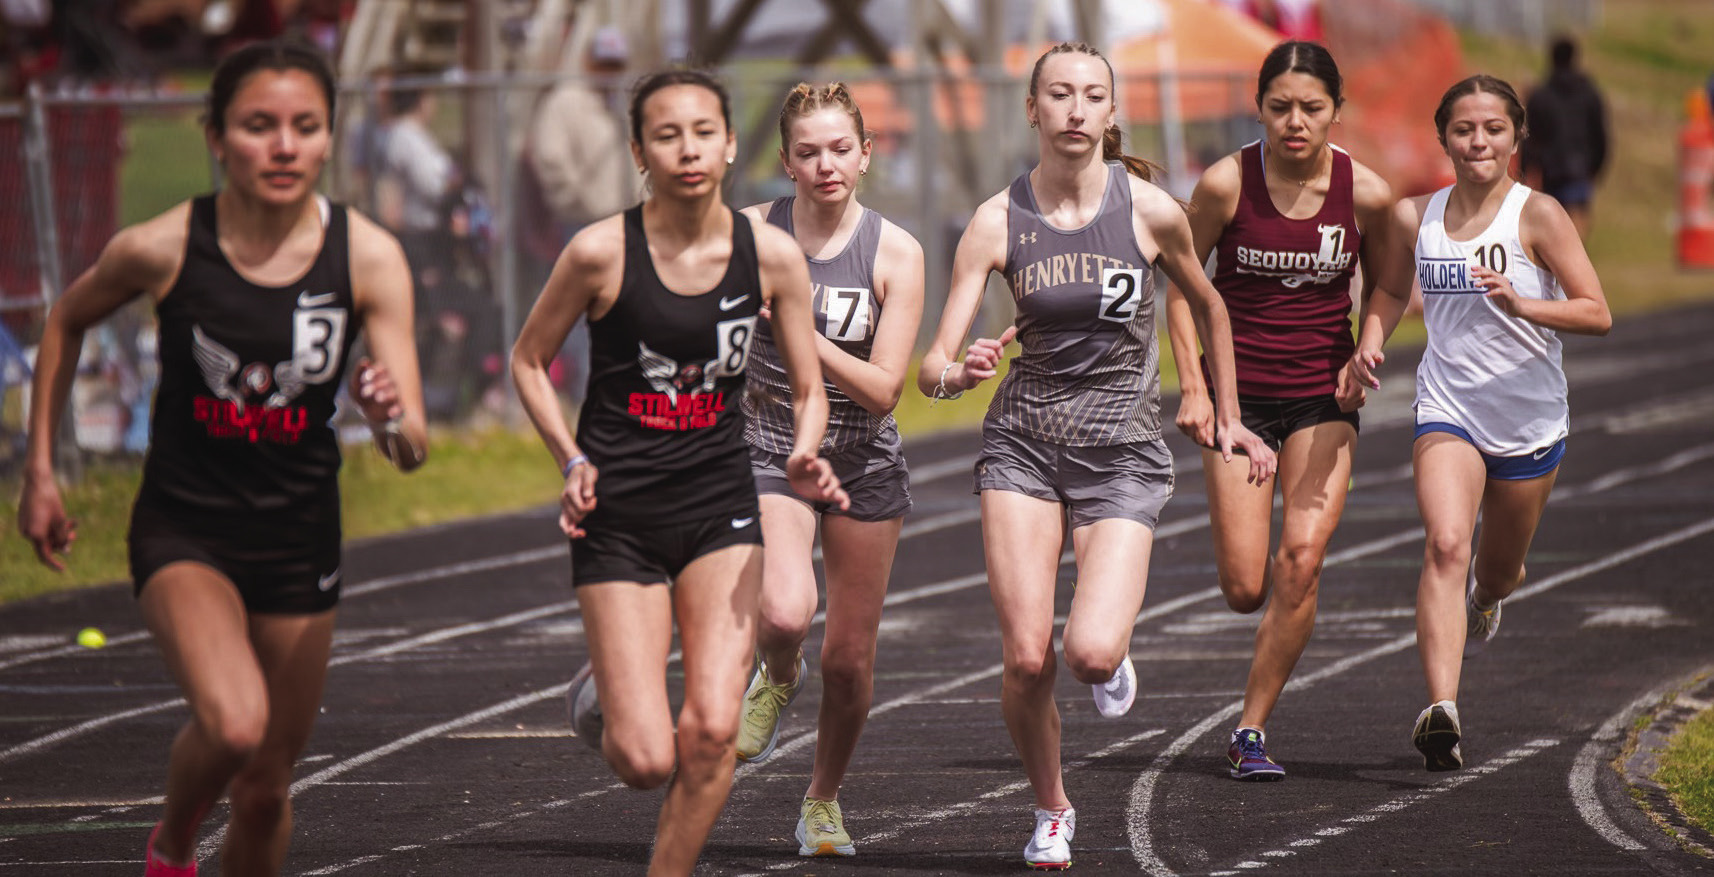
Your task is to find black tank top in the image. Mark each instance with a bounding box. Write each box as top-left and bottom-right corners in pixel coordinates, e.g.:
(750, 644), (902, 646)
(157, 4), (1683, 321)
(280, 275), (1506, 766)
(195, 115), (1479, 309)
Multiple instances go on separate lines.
(577, 205), (763, 524)
(139, 194), (359, 520)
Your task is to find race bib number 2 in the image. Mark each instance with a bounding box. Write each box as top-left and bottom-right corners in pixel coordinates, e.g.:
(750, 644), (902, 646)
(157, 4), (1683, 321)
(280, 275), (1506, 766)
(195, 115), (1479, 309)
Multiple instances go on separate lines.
(1099, 267), (1145, 323)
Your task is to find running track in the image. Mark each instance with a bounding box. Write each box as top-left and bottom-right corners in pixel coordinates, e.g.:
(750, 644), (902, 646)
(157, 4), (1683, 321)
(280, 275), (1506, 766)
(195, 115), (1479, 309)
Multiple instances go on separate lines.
(3, 303), (1713, 875)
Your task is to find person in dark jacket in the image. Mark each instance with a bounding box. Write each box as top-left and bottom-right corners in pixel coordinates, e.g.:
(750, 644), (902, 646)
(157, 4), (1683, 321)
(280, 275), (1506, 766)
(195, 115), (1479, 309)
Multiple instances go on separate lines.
(1521, 35), (1608, 239)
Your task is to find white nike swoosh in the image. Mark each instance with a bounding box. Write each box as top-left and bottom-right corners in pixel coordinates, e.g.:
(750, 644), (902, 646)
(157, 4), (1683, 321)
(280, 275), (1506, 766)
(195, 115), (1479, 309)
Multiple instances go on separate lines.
(317, 570), (341, 591)
(718, 294), (750, 311)
(1532, 447), (1551, 460)
(298, 290), (339, 308)
(730, 516), (755, 529)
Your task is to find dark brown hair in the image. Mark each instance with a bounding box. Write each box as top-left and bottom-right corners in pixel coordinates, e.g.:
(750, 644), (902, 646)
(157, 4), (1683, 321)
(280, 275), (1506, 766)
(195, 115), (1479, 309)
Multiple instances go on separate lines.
(628, 69), (731, 144)
(1255, 40), (1344, 109)
(206, 39), (336, 135)
(1433, 74), (1528, 145)
(1028, 42), (1160, 181)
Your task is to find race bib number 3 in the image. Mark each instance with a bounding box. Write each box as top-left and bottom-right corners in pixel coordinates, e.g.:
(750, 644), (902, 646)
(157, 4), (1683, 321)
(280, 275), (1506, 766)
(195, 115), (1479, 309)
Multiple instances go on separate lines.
(1099, 267), (1145, 323)
(821, 286), (874, 342)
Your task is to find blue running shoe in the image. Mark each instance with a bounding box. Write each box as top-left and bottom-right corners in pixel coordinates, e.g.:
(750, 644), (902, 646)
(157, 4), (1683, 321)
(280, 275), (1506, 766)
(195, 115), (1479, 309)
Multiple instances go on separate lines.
(1228, 727), (1286, 781)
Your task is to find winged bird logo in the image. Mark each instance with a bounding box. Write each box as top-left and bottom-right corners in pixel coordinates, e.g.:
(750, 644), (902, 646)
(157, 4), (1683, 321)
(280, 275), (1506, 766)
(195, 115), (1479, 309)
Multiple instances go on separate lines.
(192, 325), (249, 413)
(192, 324), (310, 412)
(637, 340), (719, 405)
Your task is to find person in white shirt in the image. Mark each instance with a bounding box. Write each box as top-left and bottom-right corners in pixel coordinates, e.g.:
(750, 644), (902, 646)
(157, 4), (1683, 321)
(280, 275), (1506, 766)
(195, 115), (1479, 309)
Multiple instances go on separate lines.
(1348, 74), (1610, 773)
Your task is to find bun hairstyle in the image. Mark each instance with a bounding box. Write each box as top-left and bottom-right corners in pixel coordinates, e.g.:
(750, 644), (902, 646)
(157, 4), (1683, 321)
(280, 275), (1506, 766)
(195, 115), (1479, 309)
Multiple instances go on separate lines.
(206, 39), (336, 135)
(1433, 74), (1528, 146)
(628, 68), (732, 144)
(1028, 42), (1160, 181)
(778, 82), (870, 150)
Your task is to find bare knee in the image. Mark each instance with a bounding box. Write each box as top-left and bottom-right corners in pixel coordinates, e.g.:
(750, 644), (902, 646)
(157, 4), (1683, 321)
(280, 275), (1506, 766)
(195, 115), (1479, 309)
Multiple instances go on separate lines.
(1423, 531), (1471, 577)
(757, 580), (816, 651)
(674, 709), (735, 778)
(226, 762), (291, 828)
(819, 643), (873, 701)
(1002, 648), (1055, 695)
(197, 702), (268, 765)
(1062, 644), (1121, 686)
(1219, 568), (1268, 614)
(607, 731), (676, 790)
(1269, 545), (1324, 611)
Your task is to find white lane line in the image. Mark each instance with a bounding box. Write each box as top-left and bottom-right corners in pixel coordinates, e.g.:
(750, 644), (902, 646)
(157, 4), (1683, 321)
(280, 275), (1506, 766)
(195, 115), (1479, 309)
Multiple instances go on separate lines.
(1128, 513), (1714, 876)
(1207, 739), (1562, 875)
(738, 729), (1168, 876)
(0, 606), (582, 764)
(1568, 678), (1692, 853)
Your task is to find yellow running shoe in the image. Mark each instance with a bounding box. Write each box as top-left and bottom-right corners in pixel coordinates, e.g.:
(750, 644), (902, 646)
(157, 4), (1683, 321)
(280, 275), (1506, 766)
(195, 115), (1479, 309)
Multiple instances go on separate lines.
(735, 652), (805, 763)
(796, 797), (856, 857)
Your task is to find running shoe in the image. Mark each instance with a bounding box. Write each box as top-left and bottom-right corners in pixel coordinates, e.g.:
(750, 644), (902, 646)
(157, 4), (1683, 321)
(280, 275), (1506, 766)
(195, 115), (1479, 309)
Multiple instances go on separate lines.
(1092, 654), (1137, 718)
(1412, 700), (1463, 771)
(567, 662), (603, 751)
(1023, 806), (1075, 871)
(145, 823), (198, 877)
(1464, 572), (1503, 658)
(1227, 727), (1286, 781)
(796, 797), (856, 857)
(735, 652), (806, 764)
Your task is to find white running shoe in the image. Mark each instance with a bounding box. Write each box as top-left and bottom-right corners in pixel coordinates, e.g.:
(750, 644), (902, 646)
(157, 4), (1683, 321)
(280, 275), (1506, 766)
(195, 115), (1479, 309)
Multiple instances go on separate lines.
(1464, 572), (1503, 658)
(567, 662), (602, 751)
(1023, 806), (1075, 870)
(1412, 700), (1463, 771)
(1092, 655), (1136, 718)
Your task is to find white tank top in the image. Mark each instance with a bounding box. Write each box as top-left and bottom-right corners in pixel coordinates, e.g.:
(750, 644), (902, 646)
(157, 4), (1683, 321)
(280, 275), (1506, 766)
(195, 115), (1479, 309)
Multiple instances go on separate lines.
(1413, 182), (1567, 456)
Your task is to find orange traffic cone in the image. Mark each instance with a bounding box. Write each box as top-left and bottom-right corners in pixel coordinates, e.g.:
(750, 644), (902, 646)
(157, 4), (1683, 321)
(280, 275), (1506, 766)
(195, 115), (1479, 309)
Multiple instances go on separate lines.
(1679, 88), (1714, 268)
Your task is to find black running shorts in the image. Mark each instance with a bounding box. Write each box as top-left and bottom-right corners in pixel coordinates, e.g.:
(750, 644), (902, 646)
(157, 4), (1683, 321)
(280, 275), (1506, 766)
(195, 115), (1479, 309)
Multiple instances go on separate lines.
(127, 497), (342, 615)
(571, 507), (763, 587)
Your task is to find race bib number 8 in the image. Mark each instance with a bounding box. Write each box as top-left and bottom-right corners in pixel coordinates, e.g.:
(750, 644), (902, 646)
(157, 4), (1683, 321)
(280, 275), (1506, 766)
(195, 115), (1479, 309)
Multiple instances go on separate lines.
(821, 286), (874, 342)
(1099, 267), (1145, 323)
(714, 315), (758, 376)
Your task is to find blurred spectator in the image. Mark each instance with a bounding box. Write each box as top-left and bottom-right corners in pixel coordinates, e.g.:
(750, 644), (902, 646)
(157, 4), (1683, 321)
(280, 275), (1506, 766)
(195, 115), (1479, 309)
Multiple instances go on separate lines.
(520, 24), (639, 406)
(1521, 34), (1608, 240)
(524, 25), (637, 251)
(378, 82), (456, 245)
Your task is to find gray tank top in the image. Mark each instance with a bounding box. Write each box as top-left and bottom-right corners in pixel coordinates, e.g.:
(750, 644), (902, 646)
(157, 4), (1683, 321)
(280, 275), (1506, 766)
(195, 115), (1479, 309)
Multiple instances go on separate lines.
(743, 197), (895, 454)
(989, 162), (1162, 445)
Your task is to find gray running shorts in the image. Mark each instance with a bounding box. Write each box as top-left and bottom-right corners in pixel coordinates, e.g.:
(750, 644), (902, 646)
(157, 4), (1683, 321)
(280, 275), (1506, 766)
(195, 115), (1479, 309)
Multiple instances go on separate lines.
(750, 429), (912, 523)
(974, 424), (1174, 530)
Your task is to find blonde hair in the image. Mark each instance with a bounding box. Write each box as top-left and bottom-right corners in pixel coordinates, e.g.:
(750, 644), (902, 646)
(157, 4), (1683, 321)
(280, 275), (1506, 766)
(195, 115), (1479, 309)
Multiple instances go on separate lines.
(1029, 42), (1160, 182)
(777, 82), (869, 150)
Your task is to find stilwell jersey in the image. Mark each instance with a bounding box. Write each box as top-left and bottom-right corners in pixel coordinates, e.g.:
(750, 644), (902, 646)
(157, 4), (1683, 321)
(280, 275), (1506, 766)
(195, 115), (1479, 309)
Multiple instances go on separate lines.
(139, 194), (358, 520)
(990, 162), (1160, 446)
(1209, 141), (1361, 397)
(578, 206), (763, 523)
(1413, 182), (1567, 455)
(744, 197), (893, 455)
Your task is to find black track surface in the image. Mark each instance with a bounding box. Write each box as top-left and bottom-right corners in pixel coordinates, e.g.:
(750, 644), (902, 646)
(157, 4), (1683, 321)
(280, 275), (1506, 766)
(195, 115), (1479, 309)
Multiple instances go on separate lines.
(3, 304), (1713, 875)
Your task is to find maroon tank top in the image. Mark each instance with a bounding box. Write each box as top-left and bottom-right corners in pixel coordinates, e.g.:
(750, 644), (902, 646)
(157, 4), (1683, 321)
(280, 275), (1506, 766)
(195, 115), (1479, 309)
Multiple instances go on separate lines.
(1207, 142), (1360, 397)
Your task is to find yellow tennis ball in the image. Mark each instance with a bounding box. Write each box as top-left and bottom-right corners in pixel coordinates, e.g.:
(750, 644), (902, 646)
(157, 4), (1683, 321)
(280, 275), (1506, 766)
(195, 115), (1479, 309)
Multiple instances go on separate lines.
(76, 627), (106, 649)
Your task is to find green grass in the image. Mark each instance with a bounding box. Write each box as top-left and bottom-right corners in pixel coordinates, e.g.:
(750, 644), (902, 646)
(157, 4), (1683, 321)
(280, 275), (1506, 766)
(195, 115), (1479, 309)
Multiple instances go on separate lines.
(1657, 706), (1714, 845)
(1459, 0), (1714, 315)
(1, 426), (558, 603)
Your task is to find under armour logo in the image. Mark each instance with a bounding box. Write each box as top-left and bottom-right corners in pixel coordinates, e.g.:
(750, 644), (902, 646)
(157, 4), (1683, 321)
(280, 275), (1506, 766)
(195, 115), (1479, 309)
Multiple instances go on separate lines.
(1019, 232), (1037, 245)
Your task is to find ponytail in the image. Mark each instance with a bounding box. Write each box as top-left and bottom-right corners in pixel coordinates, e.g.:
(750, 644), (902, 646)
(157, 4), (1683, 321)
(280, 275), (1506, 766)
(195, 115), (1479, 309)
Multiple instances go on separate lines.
(1101, 124), (1161, 181)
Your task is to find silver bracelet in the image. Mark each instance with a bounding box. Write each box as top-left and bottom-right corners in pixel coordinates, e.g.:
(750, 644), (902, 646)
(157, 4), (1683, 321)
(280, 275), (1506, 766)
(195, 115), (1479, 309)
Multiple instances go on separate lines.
(933, 362), (964, 403)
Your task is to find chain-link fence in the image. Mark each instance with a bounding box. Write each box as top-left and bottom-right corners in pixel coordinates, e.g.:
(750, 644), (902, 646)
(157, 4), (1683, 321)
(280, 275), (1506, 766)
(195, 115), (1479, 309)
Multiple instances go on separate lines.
(2, 65), (1256, 475)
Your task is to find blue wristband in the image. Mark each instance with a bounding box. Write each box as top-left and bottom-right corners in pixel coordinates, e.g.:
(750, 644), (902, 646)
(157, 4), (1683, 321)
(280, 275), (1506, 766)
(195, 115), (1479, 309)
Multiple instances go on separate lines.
(562, 455), (588, 478)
